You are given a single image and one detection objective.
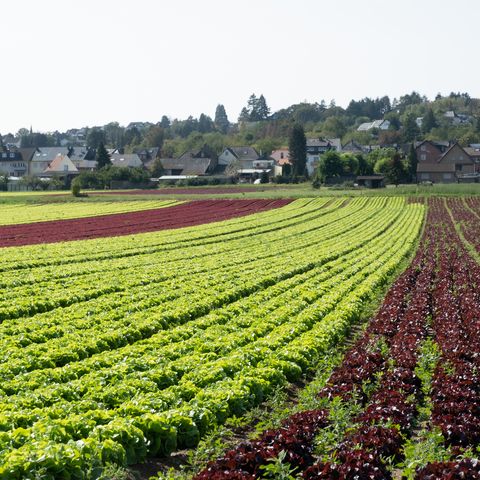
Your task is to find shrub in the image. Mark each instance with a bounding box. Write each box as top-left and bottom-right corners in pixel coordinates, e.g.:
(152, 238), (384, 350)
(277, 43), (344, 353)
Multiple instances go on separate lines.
(71, 178), (82, 197)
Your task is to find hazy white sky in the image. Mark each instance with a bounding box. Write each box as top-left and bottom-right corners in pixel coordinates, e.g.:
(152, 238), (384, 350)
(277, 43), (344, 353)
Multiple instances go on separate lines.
(1, 0), (479, 134)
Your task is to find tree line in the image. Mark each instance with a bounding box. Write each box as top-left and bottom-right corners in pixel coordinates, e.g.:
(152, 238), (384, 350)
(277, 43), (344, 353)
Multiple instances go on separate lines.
(3, 91), (480, 163)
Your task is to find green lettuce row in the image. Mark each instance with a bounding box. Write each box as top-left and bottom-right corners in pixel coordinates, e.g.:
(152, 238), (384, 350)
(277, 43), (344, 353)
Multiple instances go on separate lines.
(0, 200), (181, 226)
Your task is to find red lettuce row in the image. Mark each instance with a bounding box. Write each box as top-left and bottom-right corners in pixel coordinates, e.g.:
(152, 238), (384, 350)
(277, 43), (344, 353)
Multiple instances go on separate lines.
(0, 199), (292, 247)
(304, 244), (434, 479)
(194, 219), (430, 479)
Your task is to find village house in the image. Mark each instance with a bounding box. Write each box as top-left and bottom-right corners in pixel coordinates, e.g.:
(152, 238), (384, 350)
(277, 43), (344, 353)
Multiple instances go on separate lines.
(0, 147), (40, 177)
(416, 141), (476, 183)
(110, 153), (143, 169)
(42, 154), (79, 180)
(70, 147), (96, 172)
(218, 146), (272, 181)
(0, 149), (28, 177)
(160, 145), (218, 176)
(29, 146), (94, 176)
(270, 148), (291, 176)
(30, 147), (70, 175)
(218, 146), (261, 169)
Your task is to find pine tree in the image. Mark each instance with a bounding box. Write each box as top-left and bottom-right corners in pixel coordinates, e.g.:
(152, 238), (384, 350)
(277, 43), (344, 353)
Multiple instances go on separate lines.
(238, 107), (250, 122)
(402, 113), (420, 142)
(288, 124), (307, 177)
(160, 116), (171, 129)
(247, 94), (258, 119)
(198, 113), (214, 133)
(96, 142), (111, 169)
(406, 143), (418, 182)
(214, 104), (229, 133)
(422, 108), (437, 134)
(255, 95), (270, 120)
(150, 157), (164, 177)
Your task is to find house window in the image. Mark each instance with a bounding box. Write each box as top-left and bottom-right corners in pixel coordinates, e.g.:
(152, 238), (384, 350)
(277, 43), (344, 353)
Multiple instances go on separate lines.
(455, 164), (463, 171)
(421, 145), (426, 151)
(421, 173), (430, 180)
(443, 173), (452, 180)
(420, 154), (426, 161)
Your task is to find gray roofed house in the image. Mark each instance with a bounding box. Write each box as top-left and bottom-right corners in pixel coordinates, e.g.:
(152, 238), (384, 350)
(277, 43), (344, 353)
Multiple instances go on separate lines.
(161, 145), (217, 176)
(160, 157), (212, 176)
(30, 146), (95, 176)
(0, 149), (30, 177)
(110, 153), (143, 168)
(74, 159), (97, 172)
(30, 147), (71, 175)
(68, 146), (95, 163)
(218, 146), (260, 167)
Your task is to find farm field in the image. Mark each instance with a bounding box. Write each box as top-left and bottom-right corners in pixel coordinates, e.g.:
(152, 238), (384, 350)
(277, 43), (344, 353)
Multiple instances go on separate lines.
(0, 195), (478, 479)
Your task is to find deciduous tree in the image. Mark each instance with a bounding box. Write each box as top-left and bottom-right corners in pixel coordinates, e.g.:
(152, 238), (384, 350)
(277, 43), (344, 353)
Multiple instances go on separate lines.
(318, 151), (343, 181)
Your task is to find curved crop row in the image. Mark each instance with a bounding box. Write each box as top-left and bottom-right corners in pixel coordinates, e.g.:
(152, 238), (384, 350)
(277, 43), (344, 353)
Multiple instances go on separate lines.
(0, 199), (181, 226)
(0, 199), (291, 247)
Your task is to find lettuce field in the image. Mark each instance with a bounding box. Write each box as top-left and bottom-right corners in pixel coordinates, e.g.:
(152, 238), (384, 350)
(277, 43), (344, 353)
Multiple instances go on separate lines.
(0, 196), (478, 479)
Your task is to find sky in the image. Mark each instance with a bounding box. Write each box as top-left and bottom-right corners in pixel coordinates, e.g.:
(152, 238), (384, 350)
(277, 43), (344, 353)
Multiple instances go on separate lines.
(1, 0), (479, 134)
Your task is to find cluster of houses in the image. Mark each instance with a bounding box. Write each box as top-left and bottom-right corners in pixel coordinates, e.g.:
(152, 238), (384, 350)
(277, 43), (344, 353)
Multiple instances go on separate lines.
(0, 146), (156, 181)
(1, 136), (480, 187)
